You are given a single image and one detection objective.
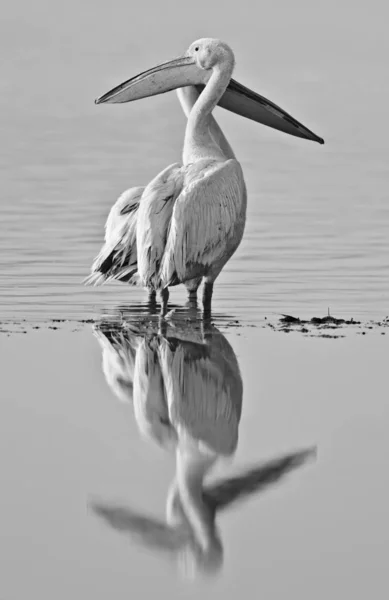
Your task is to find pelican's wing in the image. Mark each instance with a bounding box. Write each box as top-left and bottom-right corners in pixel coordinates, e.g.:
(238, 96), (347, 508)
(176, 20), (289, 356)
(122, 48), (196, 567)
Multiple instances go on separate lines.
(84, 186), (144, 285)
(136, 163), (184, 288)
(133, 337), (178, 449)
(160, 159), (245, 286)
(93, 326), (140, 403)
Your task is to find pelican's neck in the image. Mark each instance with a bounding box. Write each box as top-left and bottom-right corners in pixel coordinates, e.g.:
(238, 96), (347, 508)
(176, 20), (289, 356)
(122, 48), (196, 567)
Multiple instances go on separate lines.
(183, 62), (234, 165)
(175, 446), (217, 551)
(177, 87), (236, 161)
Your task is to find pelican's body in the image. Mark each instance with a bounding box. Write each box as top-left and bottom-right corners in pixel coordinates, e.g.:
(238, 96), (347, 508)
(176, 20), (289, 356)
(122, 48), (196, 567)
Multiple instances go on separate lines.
(86, 38), (323, 313)
(86, 68), (246, 312)
(136, 155), (246, 311)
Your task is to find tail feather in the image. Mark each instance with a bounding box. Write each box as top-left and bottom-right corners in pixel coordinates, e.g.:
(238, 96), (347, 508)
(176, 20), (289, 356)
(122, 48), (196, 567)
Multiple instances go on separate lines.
(84, 271), (109, 286)
(85, 185), (142, 287)
(83, 234), (138, 285)
(84, 265), (139, 286)
(84, 241), (139, 286)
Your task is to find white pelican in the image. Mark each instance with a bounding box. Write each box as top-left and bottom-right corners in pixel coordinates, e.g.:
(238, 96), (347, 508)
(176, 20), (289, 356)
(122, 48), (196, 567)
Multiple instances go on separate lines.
(86, 38), (324, 314)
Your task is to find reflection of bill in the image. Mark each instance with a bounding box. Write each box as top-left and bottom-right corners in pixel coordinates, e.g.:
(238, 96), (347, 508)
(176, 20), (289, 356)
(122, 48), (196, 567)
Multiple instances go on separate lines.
(92, 320), (315, 579)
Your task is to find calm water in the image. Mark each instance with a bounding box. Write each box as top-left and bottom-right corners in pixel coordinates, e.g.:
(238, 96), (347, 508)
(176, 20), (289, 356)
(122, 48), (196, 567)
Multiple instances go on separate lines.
(1, 0), (388, 322)
(1, 324), (388, 598)
(1, 3), (388, 598)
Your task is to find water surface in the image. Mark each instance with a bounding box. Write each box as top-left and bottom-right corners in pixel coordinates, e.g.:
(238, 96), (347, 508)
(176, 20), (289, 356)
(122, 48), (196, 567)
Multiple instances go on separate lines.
(1, 3), (388, 597)
(1, 0), (388, 322)
(1, 324), (387, 598)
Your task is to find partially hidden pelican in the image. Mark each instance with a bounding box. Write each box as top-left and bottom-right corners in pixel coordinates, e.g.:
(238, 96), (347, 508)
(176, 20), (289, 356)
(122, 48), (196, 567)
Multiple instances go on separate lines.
(85, 38), (324, 314)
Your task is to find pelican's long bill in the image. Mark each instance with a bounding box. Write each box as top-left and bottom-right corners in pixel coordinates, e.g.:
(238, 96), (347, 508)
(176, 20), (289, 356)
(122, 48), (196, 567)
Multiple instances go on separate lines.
(95, 55), (324, 144)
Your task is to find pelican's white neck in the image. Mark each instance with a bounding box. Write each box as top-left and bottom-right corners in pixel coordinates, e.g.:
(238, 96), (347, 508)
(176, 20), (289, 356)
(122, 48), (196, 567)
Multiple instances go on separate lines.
(183, 61), (234, 165)
(177, 87), (236, 161)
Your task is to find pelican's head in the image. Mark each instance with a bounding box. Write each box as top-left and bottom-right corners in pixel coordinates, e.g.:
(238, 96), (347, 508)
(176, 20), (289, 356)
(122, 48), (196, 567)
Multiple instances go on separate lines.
(186, 38), (235, 72)
(95, 37), (324, 144)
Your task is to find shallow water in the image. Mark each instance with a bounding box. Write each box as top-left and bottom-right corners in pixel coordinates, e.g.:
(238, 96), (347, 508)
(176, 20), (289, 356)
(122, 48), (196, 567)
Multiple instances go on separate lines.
(1, 1), (389, 322)
(1, 2), (388, 598)
(1, 322), (388, 598)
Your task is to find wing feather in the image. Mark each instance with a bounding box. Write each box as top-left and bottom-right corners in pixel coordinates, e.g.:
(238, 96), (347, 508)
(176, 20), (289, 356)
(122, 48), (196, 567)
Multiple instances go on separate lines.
(160, 160), (245, 286)
(136, 163), (184, 288)
(85, 186), (144, 285)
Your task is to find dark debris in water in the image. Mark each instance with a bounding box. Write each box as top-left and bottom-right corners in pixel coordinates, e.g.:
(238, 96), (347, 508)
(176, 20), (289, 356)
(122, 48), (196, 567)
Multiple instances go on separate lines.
(1, 311), (388, 339)
(279, 314), (361, 326)
(265, 313), (389, 338)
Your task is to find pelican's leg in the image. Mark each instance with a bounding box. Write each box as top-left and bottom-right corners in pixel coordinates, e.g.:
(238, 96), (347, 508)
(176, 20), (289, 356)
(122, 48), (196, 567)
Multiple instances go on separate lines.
(146, 288), (158, 314)
(148, 289), (157, 302)
(202, 280), (214, 315)
(185, 277), (201, 305)
(160, 287), (169, 316)
(202, 266), (224, 316)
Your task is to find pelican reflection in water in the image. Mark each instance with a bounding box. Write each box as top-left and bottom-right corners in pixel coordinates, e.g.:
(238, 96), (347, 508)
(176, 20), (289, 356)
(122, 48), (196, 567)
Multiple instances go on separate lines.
(91, 316), (316, 578)
(85, 38), (323, 315)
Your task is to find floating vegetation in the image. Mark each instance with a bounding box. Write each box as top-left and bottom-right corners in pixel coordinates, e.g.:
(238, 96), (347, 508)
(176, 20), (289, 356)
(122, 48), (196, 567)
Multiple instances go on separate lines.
(265, 311), (389, 338)
(0, 309), (388, 339)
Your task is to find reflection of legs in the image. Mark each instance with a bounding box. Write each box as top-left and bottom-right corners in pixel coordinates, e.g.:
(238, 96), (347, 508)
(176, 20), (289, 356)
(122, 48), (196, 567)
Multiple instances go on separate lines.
(160, 287), (169, 316)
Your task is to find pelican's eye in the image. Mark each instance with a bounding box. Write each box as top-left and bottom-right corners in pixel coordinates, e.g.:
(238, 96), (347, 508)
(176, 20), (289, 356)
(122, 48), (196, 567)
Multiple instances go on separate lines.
(194, 46), (199, 51)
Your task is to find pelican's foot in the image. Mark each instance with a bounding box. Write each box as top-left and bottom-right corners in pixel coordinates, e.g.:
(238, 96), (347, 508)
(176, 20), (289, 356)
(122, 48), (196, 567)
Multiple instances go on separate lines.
(185, 277), (201, 305)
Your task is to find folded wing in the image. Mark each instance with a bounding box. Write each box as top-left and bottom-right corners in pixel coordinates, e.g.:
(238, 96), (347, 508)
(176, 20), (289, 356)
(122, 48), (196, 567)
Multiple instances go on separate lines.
(136, 163), (184, 289)
(160, 159), (246, 287)
(85, 186), (144, 285)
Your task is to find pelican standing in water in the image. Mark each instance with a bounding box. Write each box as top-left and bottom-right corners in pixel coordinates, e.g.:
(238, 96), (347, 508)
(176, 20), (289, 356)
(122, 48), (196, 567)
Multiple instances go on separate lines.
(86, 38), (324, 314)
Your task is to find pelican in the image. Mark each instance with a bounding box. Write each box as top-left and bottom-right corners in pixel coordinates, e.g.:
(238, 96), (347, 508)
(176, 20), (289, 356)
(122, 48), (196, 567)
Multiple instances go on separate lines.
(86, 38), (324, 314)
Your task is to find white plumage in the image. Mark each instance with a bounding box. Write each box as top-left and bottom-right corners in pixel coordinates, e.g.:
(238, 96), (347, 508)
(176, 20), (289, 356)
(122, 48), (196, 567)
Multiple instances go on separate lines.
(86, 39), (247, 313)
(137, 158), (246, 290)
(86, 37), (323, 313)
(85, 186), (143, 286)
